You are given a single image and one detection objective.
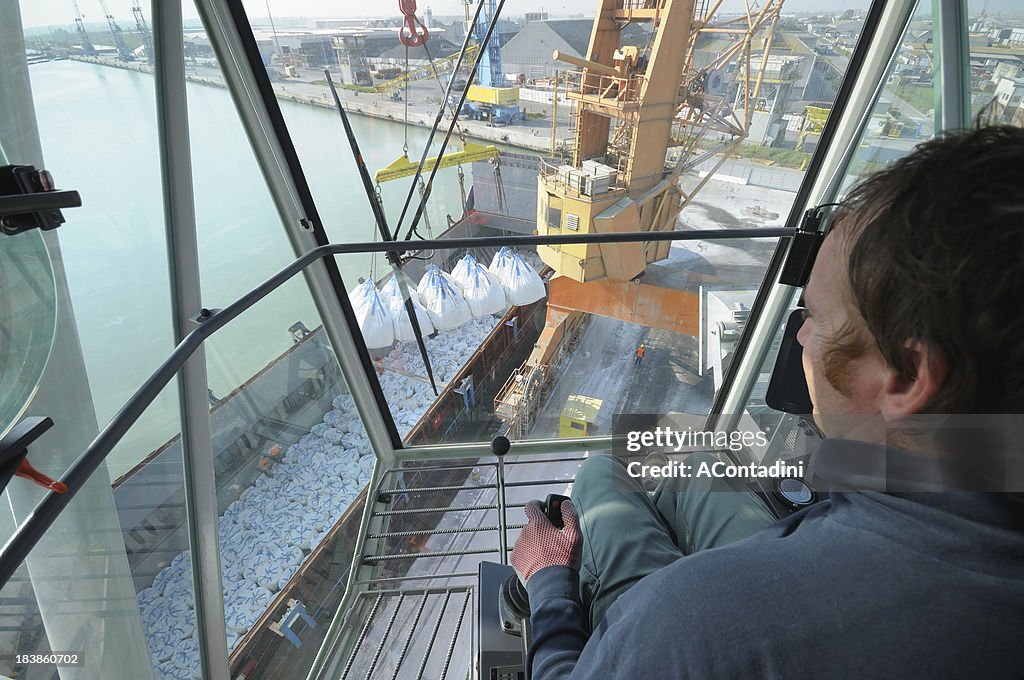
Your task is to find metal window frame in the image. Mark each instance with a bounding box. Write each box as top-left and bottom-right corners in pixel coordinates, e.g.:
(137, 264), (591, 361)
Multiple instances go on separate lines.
(933, 0), (972, 132)
(151, 3), (230, 678)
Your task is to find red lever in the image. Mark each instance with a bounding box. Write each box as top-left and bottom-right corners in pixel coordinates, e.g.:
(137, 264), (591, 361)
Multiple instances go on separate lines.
(398, 0), (429, 47)
(16, 458), (67, 493)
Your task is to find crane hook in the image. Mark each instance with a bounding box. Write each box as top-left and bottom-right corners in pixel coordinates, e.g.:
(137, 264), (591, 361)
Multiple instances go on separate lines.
(398, 0), (429, 47)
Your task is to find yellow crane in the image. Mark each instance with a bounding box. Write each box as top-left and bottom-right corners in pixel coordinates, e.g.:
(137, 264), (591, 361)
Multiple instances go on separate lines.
(370, 44), (479, 94)
(495, 0), (787, 433)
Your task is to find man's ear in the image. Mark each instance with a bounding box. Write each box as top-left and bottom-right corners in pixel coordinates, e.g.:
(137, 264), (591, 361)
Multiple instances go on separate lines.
(880, 340), (946, 420)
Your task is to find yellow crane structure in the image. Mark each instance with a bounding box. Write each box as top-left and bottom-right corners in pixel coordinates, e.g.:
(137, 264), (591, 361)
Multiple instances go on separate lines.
(495, 0), (786, 433)
(374, 141), (498, 184)
(370, 44), (479, 94)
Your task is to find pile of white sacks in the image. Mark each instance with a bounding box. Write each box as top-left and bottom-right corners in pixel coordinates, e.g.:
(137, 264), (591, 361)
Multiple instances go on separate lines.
(141, 251), (543, 679)
(139, 418), (374, 680)
(350, 249), (546, 349)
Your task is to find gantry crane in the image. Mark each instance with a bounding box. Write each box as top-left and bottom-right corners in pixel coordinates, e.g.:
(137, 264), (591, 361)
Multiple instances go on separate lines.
(72, 1), (96, 56)
(132, 1), (153, 64)
(98, 0), (134, 62)
(495, 0), (786, 431)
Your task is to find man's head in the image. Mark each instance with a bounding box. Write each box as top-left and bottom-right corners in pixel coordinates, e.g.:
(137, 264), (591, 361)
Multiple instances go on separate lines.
(797, 125), (1024, 438)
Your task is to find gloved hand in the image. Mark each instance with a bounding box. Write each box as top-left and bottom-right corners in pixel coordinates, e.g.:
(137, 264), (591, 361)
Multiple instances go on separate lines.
(511, 499), (582, 585)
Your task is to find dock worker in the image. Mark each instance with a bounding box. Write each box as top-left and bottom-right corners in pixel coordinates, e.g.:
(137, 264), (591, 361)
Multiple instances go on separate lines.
(633, 344), (645, 366)
(511, 125), (1024, 679)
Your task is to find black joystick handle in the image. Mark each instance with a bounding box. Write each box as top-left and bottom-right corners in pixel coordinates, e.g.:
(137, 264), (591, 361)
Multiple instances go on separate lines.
(491, 435), (511, 457)
(542, 493), (570, 529)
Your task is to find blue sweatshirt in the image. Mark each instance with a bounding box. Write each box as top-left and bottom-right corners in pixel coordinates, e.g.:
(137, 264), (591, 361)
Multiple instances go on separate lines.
(526, 491), (1024, 679)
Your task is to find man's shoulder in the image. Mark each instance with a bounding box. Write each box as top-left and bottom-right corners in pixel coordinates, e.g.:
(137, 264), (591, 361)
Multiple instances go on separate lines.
(581, 492), (1024, 677)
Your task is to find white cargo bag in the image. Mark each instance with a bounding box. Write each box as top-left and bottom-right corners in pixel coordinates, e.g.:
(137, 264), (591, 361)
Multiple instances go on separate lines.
(493, 250), (546, 306)
(450, 252), (479, 291)
(488, 247), (512, 284)
(388, 294), (435, 342)
(352, 281), (395, 349)
(417, 265), (472, 330)
(348, 279), (377, 315)
(461, 260), (506, 316)
(379, 271), (421, 307)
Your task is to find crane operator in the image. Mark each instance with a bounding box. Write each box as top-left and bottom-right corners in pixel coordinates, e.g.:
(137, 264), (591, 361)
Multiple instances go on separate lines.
(511, 125), (1024, 678)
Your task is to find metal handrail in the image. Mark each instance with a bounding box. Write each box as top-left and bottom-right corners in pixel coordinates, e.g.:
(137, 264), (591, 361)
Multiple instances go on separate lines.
(0, 225), (794, 588)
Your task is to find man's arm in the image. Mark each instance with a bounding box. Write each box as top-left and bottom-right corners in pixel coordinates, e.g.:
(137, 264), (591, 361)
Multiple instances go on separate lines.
(525, 566), (588, 679)
(511, 500), (585, 680)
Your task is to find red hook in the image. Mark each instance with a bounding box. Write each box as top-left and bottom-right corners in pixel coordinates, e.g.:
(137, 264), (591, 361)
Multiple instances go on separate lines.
(398, 0), (429, 47)
(16, 458), (67, 494)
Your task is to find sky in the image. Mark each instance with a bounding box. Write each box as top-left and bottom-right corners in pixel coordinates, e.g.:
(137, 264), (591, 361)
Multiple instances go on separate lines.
(16, 0), (1023, 29)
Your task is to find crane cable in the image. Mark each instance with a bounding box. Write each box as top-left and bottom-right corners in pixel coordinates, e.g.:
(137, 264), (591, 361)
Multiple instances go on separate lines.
(417, 178), (434, 238)
(403, 42), (410, 156)
(323, 70), (440, 396)
(394, 0), (507, 242)
(493, 156), (511, 237)
(420, 40), (468, 145)
(457, 165), (467, 216)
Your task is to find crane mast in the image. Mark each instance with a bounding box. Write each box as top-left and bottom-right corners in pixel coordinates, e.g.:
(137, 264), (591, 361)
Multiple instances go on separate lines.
(132, 1), (154, 64)
(458, 0), (521, 125)
(72, 1), (96, 56)
(467, 0), (504, 87)
(98, 0), (134, 62)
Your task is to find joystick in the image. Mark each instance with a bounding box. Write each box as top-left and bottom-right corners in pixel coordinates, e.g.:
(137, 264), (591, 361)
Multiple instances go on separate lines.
(542, 493), (569, 529)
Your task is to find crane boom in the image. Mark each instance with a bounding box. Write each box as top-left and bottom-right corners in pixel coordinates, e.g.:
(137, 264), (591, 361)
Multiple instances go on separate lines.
(72, 1), (96, 56)
(371, 45), (479, 94)
(98, 0), (134, 62)
(467, 0), (504, 88)
(132, 1), (153, 64)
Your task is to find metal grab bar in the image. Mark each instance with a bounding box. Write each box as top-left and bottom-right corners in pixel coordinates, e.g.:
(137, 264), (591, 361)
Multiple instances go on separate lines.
(0, 224), (794, 588)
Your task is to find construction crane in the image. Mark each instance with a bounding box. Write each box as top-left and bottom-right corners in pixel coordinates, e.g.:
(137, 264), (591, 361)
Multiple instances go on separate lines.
(371, 44), (479, 95)
(98, 0), (134, 62)
(494, 0), (787, 433)
(459, 0), (521, 125)
(72, 1), (96, 56)
(131, 0), (153, 65)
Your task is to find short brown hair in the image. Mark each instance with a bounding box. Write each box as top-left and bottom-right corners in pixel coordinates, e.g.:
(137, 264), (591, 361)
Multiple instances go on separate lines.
(838, 125), (1024, 414)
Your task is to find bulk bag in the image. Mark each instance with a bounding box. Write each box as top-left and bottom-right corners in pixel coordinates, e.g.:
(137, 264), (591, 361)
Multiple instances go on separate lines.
(379, 270), (421, 307)
(491, 249), (545, 306)
(388, 294), (436, 342)
(417, 265), (472, 330)
(460, 259), (506, 316)
(350, 280), (395, 348)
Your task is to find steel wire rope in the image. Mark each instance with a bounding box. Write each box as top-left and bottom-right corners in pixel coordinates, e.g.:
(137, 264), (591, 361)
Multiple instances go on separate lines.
(420, 40), (469, 143)
(404, 42), (410, 157)
(392, 0), (506, 242)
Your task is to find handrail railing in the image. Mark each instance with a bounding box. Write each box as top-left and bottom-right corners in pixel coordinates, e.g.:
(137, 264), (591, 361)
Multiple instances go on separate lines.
(0, 225), (794, 589)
